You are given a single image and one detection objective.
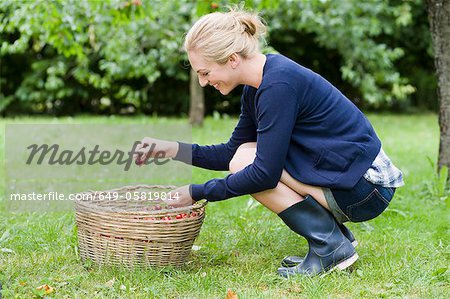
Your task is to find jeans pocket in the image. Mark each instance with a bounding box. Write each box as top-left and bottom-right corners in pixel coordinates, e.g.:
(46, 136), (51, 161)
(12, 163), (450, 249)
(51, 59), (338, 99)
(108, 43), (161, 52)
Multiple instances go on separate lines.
(346, 188), (390, 222)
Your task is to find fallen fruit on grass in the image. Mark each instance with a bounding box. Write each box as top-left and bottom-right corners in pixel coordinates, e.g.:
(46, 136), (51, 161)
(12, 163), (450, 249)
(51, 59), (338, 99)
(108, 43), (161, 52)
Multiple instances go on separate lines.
(225, 288), (238, 299)
(36, 284), (54, 295)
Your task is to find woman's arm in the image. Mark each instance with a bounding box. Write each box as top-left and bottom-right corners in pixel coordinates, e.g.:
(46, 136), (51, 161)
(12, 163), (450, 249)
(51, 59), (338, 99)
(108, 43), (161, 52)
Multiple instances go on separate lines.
(173, 98), (257, 171)
(190, 83), (299, 201)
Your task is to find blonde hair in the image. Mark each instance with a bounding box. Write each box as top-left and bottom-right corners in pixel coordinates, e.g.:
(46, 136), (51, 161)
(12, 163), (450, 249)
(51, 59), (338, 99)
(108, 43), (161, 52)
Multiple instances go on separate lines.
(184, 8), (266, 64)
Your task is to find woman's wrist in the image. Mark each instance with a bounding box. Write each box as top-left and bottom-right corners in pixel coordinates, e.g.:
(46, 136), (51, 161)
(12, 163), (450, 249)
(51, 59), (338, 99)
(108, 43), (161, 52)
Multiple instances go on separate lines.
(169, 141), (179, 158)
(189, 184), (198, 203)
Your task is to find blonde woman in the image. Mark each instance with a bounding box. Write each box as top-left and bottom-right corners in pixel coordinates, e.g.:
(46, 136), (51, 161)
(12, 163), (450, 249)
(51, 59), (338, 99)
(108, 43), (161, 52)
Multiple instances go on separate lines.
(134, 9), (403, 277)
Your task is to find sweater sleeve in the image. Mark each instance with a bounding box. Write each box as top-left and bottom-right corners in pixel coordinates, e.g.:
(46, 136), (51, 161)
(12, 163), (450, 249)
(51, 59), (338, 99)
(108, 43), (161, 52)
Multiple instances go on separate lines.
(190, 83), (299, 201)
(173, 96), (257, 171)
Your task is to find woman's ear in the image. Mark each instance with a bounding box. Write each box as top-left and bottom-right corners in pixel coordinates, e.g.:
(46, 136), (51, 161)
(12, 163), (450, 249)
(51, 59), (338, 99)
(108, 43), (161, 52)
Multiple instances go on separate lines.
(228, 53), (240, 69)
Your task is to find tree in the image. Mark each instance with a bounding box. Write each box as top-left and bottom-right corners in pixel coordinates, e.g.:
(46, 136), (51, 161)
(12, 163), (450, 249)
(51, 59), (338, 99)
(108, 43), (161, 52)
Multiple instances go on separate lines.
(187, 0), (214, 126)
(189, 68), (205, 125)
(427, 0), (450, 171)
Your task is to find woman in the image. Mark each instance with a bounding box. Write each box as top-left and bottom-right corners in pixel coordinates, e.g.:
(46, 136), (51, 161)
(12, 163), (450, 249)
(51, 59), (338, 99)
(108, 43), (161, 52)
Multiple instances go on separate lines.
(134, 9), (404, 277)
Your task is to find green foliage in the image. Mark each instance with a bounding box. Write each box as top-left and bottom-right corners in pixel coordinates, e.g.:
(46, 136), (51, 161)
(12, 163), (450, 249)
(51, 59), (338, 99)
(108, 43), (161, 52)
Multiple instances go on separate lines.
(264, 0), (417, 108)
(0, 0), (193, 115)
(390, 0), (437, 111)
(0, 0), (436, 115)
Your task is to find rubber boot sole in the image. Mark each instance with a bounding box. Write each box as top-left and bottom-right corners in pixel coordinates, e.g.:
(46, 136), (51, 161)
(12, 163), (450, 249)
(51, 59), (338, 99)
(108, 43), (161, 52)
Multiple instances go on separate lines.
(319, 252), (359, 278)
(281, 240), (358, 268)
(278, 252), (359, 278)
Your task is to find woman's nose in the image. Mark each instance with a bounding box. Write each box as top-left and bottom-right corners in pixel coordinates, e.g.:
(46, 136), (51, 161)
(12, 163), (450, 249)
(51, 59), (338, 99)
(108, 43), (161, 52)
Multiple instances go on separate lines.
(198, 76), (208, 87)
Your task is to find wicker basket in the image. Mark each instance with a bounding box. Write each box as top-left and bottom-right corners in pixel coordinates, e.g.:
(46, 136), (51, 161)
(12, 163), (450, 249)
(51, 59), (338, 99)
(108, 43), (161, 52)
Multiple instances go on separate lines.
(75, 185), (207, 268)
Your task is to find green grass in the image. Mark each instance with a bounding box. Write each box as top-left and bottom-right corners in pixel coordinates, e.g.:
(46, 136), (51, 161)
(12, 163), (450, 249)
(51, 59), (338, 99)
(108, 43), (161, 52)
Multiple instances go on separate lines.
(0, 114), (449, 298)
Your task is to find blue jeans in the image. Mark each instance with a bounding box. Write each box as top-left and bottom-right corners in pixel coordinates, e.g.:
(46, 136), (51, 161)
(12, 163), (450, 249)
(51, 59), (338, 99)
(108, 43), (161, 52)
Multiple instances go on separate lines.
(323, 177), (395, 223)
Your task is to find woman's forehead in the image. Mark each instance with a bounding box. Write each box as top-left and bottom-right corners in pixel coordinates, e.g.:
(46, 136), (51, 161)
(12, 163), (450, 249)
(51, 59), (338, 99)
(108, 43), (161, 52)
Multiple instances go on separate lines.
(188, 51), (215, 72)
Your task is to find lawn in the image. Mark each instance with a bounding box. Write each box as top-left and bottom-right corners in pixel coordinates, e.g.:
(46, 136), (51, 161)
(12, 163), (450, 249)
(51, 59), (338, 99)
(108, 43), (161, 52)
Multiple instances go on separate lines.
(0, 113), (448, 298)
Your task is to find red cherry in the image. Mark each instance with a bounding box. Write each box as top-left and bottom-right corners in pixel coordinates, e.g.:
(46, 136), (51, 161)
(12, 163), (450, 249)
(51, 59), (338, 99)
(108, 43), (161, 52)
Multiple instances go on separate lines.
(135, 156), (145, 166)
(176, 214), (183, 219)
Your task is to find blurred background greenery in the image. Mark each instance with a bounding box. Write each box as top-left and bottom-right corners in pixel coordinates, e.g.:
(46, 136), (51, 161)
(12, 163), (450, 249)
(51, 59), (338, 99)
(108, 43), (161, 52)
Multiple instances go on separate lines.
(0, 0), (436, 117)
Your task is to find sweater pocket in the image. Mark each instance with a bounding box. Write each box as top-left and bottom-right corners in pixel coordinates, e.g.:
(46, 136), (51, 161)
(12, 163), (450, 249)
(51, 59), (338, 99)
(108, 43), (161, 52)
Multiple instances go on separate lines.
(314, 149), (350, 172)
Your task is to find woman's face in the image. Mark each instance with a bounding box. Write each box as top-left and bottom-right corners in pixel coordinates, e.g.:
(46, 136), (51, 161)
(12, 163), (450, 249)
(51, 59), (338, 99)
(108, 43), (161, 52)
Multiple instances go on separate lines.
(188, 51), (239, 95)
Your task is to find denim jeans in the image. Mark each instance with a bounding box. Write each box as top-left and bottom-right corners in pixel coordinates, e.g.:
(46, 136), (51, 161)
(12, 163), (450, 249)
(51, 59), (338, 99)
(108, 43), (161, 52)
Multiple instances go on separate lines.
(323, 177), (396, 223)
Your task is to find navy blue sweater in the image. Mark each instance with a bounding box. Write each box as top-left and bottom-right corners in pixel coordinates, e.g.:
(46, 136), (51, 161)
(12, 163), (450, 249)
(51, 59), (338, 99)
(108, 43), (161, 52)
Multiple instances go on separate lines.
(174, 54), (381, 201)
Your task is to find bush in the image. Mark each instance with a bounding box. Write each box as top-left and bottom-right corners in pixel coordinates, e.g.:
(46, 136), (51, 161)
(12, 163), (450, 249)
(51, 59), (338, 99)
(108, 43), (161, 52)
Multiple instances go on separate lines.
(0, 0), (437, 116)
(0, 0), (192, 115)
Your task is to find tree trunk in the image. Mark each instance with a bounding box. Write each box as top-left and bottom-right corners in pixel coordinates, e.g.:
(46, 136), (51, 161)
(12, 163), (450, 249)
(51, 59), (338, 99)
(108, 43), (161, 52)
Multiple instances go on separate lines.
(427, 0), (450, 171)
(189, 68), (205, 126)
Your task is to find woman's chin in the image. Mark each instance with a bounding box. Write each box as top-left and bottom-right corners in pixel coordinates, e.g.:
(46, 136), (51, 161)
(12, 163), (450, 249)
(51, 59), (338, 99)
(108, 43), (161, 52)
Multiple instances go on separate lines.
(218, 86), (234, 95)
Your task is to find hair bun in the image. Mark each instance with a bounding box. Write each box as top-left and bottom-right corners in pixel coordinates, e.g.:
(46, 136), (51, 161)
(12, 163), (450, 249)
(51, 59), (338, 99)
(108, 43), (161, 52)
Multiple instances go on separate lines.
(184, 8), (267, 63)
(239, 16), (257, 36)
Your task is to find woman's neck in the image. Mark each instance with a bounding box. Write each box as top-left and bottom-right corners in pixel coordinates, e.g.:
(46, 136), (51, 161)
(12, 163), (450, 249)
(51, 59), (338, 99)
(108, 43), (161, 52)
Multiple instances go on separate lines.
(239, 53), (267, 89)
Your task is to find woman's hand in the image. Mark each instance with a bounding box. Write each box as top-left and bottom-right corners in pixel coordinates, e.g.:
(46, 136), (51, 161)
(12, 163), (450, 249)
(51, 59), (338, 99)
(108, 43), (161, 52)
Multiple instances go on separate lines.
(133, 137), (179, 166)
(168, 185), (194, 207)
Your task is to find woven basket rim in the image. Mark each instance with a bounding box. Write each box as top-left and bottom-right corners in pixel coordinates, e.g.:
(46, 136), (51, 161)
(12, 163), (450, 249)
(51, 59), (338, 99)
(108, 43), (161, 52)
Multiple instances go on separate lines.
(75, 184), (207, 214)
